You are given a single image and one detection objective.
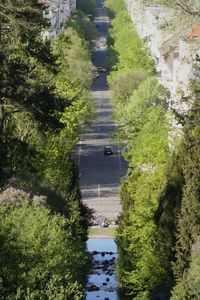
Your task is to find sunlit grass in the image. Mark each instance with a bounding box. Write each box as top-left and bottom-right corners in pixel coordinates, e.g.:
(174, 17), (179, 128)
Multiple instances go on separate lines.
(89, 226), (118, 238)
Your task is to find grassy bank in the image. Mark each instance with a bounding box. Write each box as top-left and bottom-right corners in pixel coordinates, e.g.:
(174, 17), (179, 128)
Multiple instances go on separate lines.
(89, 226), (117, 238)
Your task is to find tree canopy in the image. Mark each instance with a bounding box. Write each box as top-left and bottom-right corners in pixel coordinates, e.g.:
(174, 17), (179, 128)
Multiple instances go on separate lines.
(106, 1), (200, 299)
(0, 0), (95, 298)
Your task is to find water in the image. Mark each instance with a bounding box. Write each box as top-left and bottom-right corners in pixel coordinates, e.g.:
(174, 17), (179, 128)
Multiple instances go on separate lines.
(86, 238), (124, 300)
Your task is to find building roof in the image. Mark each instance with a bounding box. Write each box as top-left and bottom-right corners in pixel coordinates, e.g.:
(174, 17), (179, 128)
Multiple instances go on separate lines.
(189, 24), (200, 38)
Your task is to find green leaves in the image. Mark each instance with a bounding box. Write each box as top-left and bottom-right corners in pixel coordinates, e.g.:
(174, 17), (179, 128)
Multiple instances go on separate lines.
(76, 0), (97, 19)
(171, 75), (200, 296)
(114, 77), (167, 146)
(106, 1), (154, 76)
(0, 202), (87, 299)
(106, 0), (171, 297)
(106, 1), (200, 299)
(66, 11), (97, 47)
(0, 1), (94, 298)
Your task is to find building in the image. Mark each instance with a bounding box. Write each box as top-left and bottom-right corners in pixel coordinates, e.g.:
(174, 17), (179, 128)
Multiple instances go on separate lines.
(38, 0), (76, 38)
(125, 0), (200, 104)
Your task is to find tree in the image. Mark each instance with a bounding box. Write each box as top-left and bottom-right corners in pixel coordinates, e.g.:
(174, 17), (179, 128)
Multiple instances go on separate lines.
(0, 0), (60, 185)
(106, 1), (172, 298)
(171, 237), (200, 300)
(76, 0), (97, 18)
(0, 1), (95, 299)
(172, 76), (200, 283)
(0, 194), (87, 299)
(105, 1), (154, 78)
(113, 77), (167, 147)
(66, 11), (97, 47)
(110, 69), (149, 106)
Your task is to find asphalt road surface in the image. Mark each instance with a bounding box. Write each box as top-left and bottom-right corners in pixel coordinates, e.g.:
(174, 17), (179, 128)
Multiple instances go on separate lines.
(74, 0), (127, 221)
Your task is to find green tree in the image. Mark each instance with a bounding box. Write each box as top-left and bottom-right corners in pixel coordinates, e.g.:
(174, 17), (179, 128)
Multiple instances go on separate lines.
(66, 11), (97, 47)
(172, 77), (200, 287)
(76, 0), (97, 18)
(171, 237), (200, 300)
(106, 1), (172, 298)
(105, 0), (154, 77)
(0, 0), (61, 185)
(0, 194), (87, 299)
(110, 69), (149, 107)
(117, 108), (170, 299)
(0, 2), (95, 299)
(113, 77), (167, 147)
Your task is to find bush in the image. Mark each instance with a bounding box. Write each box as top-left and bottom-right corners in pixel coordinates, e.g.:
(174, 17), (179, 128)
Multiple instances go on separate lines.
(0, 200), (88, 299)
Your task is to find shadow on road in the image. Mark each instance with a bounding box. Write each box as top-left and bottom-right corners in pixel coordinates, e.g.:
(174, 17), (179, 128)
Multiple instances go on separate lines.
(73, 0), (128, 220)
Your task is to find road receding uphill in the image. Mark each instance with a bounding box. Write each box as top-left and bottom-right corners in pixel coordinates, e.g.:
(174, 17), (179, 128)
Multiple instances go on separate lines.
(74, 0), (127, 223)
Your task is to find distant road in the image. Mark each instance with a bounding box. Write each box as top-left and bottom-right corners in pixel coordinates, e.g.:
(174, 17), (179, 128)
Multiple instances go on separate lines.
(73, 0), (127, 221)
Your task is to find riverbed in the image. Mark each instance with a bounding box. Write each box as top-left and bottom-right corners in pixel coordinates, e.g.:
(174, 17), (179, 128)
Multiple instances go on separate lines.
(86, 238), (124, 300)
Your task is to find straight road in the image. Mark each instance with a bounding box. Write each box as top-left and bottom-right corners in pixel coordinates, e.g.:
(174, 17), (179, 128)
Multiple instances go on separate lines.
(74, 0), (127, 221)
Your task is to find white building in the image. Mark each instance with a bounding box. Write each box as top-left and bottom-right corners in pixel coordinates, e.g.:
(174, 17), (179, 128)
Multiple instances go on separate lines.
(38, 0), (76, 38)
(125, 0), (200, 105)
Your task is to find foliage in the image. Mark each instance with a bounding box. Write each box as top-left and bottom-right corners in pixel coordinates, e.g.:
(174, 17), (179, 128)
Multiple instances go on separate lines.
(171, 238), (200, 300)
(113, 77), (167, 146)
(105, 0), (154, 76)
(0, 0), (57, 184)
(109, 69), (149, 107)
(154, 152), (184, 288)
(76, 0), (97, 19)
(0, 199), (87, 299)
(0, 0), (95, 298)
(66, 11), (97, 47)
(0, 0), (94, 186)
(105, 0), (173, 298)
(170, 72), (200, 298)
(53, 27), (94, 90)
(104, 0), (125, 18)
(106, 0), (200, 299)
(117, 108), (170, 298)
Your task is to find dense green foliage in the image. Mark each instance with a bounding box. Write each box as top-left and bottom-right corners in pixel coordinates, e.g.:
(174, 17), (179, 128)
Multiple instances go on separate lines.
(0, 191), (87, 299)
(0, 0), (94, 298)
(66, 11), (97, 48)
(105, 0), (171, 298)
(76, 0), (97, 19)
(105, 0), (154, 76)
(106, 1), (200, 299)
(170, 72), (200, 299)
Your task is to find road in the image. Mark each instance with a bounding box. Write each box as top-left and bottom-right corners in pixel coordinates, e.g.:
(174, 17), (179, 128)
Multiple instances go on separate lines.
(74, 0), (127, 221)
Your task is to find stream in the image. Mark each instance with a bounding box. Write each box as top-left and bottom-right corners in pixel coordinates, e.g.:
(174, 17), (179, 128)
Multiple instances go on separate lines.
(86, 238), (126, 300)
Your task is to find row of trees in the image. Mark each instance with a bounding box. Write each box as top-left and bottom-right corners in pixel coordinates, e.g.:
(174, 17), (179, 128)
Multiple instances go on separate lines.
(0, 0), (96, 298)
(77, 0), (97, 19)
(105, 0), (200, 299)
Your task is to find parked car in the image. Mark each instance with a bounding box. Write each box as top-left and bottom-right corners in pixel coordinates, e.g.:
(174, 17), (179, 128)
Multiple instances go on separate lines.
(96, 66), (107, 72)
(104, 145), (113, 155)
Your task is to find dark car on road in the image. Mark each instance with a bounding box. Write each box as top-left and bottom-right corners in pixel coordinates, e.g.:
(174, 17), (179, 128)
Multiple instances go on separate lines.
(104, 146), (113, 155)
